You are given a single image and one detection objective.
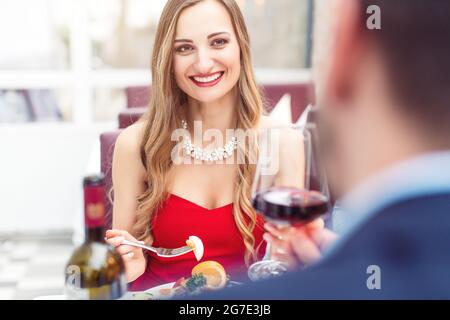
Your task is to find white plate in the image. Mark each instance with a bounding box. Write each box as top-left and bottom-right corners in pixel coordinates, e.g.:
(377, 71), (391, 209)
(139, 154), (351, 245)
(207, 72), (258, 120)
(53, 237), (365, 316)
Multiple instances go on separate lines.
(34, 282), (176, 300)
(121, 282), (176, 300)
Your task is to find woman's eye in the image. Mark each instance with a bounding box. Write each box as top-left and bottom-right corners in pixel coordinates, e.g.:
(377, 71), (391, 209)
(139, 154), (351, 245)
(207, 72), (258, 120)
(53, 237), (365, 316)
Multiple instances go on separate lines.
(175, 45), (194, 53)
(211, 38), (229, 47)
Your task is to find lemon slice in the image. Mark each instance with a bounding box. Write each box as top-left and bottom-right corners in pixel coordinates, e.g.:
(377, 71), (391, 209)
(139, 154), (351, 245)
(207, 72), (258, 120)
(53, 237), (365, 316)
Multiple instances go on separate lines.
(186, 235), (204, 261)
(192, 261), (227, 290)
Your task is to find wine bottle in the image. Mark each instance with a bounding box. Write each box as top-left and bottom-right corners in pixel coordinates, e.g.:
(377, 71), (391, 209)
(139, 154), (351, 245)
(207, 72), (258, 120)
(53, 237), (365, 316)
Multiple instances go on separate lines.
(64, 174), (127, 300)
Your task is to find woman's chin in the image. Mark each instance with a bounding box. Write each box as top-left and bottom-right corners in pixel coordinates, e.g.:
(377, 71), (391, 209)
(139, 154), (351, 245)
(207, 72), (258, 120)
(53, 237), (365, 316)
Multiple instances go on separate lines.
(189, 92), (228, 104)
(187, 86), (239, 104)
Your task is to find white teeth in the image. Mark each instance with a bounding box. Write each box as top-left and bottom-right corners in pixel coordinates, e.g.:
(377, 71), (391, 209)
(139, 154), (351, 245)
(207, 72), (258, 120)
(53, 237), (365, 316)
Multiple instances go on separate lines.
(193, 72), (222, 83)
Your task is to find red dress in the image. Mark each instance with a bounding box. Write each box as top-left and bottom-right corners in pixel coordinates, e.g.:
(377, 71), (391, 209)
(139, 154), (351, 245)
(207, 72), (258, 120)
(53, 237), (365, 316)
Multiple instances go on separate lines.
(129, 193), (266, 291)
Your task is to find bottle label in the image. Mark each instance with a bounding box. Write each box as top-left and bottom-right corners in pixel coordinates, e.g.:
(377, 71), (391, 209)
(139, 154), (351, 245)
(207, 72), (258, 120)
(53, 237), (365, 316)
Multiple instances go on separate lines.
(84, 186), (106, 228)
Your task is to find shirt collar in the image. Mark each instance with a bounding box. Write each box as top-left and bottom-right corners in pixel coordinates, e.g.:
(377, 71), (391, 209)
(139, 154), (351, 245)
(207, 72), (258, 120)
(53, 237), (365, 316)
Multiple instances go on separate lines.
(337, 150), (450, 236)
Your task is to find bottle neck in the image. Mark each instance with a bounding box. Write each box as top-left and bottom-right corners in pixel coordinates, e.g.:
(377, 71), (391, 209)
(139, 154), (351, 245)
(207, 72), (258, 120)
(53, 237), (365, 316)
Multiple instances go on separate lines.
(86, 226), (105, 243)
(84, 184), (106, 243)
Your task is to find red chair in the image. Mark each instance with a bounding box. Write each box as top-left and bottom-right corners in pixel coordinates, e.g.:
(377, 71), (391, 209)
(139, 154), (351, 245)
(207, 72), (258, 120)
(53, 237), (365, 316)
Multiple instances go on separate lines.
(100, 130), (122, 230)
(118, 107), (147, 129)
(262, 83), (314, 122)
(118, 86), (150, 129)
(125, 86), (151, 108)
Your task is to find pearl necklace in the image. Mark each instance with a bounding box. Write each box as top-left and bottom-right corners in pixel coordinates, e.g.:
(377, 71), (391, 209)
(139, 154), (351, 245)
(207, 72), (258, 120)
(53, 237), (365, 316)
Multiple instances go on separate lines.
(181, 120), (238, 162)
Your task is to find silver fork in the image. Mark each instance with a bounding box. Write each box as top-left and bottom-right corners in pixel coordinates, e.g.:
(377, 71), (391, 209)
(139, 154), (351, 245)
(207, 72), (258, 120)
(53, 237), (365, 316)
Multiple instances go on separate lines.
(120, 239), (193, 258)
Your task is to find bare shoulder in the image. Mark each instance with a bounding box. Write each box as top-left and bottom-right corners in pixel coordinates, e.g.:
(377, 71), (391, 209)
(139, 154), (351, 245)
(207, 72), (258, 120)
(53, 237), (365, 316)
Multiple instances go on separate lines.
(114, 121), (147, 177)
(116, 121), (147, 152)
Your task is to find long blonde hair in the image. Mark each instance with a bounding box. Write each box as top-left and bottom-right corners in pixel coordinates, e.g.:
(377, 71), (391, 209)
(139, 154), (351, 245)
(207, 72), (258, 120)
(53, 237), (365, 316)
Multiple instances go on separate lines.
(133, 0), (264, 265)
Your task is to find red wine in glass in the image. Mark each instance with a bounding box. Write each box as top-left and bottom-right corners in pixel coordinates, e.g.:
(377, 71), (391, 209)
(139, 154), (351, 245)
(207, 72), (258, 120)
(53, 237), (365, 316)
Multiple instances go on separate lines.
(253, 186), (329, 224)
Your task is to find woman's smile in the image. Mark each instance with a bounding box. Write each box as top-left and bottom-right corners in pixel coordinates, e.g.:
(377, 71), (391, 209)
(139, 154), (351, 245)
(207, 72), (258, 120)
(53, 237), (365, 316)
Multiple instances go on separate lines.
(189, 71), (225, 87)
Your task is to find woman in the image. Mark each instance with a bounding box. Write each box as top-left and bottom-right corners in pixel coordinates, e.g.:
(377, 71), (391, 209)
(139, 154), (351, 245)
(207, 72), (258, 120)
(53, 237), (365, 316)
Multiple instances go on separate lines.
(105, 0), (268, 290)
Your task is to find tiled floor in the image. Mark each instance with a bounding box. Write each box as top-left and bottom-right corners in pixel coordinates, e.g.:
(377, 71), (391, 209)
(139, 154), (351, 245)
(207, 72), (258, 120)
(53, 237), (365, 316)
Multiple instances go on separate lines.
(0, 237), (73, 300)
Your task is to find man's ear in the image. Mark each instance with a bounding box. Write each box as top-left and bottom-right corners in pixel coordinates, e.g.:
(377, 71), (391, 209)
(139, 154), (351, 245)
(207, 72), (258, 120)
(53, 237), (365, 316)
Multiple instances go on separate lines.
(326, 0), (365, 106)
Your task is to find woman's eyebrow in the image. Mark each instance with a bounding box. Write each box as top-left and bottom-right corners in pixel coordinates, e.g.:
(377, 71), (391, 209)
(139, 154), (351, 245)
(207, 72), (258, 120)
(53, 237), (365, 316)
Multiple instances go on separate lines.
(174, 31), (231, 43)
(174, 38), (193, 43)
(207, 31), (230, 39)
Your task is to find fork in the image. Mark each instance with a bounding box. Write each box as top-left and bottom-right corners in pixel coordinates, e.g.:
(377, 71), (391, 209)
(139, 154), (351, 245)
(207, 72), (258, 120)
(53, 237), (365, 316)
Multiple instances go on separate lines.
(120, 239), (193, 258)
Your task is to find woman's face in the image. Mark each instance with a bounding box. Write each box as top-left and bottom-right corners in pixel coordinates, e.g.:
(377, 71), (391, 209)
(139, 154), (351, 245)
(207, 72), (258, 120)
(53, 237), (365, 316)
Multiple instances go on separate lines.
(173, 0), (241, 103)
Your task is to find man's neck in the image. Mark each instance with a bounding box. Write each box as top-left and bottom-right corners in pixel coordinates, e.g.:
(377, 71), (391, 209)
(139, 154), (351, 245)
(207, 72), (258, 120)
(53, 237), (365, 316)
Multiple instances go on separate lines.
(341, 109), (435, 197)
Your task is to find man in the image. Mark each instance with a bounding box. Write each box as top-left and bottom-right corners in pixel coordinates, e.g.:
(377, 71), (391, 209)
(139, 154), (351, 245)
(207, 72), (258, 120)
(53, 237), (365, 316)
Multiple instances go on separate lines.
(199, 0), (450, 299)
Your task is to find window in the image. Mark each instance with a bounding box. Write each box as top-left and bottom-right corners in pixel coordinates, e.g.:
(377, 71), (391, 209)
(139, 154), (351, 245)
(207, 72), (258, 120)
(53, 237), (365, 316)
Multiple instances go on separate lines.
(0, 0), (312, 124)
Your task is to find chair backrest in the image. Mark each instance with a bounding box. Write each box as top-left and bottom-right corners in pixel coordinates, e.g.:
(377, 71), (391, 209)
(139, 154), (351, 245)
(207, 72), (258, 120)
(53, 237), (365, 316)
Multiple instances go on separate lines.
(100, 130), (122, 230)
(261, 83), (314, 122)
(125, 86), (151, 108)
(118, 107), (147, 129)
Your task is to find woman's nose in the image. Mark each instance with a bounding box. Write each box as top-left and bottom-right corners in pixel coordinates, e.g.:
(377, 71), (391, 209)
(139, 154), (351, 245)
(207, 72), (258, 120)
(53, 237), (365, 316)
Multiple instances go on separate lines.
(194, 48), (214, 74)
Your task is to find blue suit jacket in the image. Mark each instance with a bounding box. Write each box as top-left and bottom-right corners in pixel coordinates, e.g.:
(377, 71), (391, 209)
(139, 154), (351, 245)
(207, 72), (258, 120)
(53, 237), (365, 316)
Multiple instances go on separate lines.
(195, 193), (450, 299)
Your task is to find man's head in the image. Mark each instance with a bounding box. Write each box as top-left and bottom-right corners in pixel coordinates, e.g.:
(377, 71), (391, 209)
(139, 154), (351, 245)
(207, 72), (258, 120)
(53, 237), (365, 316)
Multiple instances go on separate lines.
(313, 0), (450, 197)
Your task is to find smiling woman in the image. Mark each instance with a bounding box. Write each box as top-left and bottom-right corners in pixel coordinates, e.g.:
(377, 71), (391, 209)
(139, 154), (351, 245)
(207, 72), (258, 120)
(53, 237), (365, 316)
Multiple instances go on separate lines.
(172, 1), (241, 103)
(106, 0), (268, 291)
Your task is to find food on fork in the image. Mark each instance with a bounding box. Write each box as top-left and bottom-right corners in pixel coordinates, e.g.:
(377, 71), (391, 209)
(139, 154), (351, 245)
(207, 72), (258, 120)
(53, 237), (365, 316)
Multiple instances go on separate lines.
(186, 235), (204, 261)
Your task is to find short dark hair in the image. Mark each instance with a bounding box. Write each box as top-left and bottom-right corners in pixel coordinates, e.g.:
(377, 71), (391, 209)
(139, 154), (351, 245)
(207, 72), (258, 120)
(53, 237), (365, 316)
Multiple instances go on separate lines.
(361, 0), (450, 139)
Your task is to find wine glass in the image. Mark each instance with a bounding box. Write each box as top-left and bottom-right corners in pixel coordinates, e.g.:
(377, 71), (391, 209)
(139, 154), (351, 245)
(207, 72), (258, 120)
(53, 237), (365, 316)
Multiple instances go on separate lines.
(248, 124), (331, 281)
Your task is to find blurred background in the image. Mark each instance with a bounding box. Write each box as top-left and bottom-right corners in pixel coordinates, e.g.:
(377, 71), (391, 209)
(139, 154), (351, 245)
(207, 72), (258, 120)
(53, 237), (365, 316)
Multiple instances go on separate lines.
(0, 0), (314, 299)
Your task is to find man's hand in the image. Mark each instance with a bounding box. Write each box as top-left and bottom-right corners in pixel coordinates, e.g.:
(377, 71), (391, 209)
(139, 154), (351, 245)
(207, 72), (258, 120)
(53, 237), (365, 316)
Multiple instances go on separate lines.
(264, 219), (338, 270)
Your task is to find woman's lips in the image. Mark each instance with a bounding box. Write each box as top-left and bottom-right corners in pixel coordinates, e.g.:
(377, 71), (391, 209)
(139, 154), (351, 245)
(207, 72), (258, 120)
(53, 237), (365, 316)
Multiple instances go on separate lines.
(189, 71), (224, 88)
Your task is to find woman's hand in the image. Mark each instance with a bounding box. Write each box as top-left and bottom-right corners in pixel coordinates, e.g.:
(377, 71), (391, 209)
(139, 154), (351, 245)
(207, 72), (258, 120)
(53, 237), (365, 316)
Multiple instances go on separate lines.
(264, 219), (338, 270)
(105, 229), (147, 283)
